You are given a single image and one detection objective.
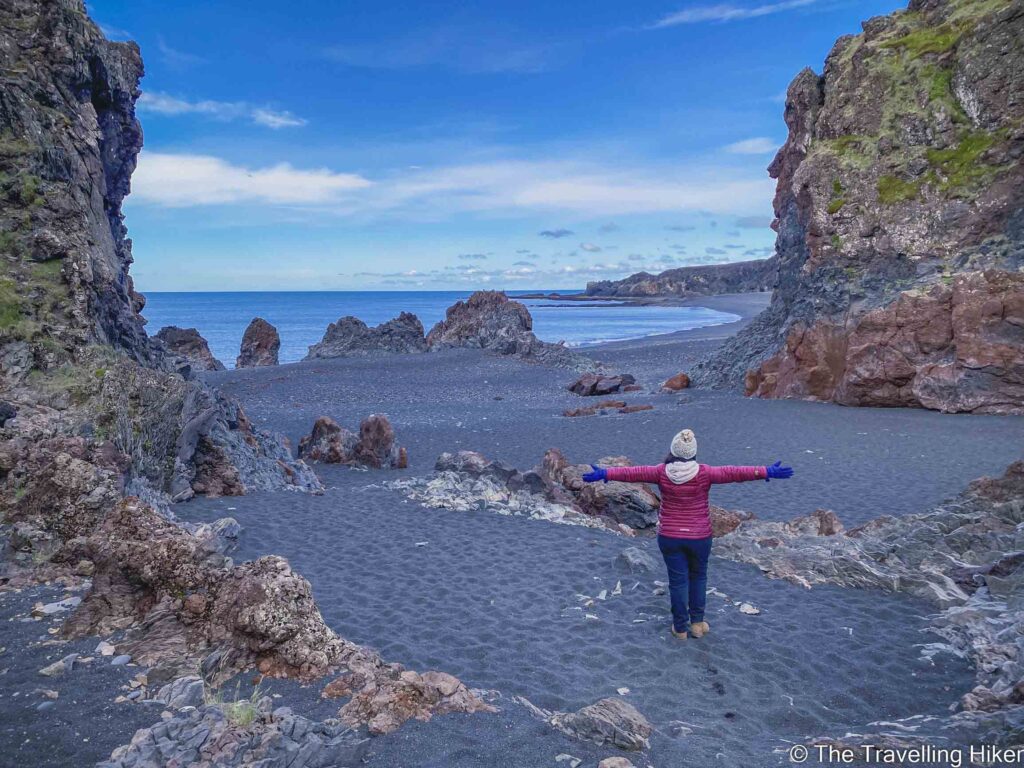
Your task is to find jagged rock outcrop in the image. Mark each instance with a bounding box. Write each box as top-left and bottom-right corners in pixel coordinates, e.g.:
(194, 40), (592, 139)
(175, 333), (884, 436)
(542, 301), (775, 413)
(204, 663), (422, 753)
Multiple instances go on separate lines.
(236, 317), (279, 368)
(0, 0), (150, 364)
(586, 259), (776, 298)
(694, 0), (1024, 414)
(305, 312), (427, 359)
(155, 326), (225, 372)
(297, 414), (407, 469)
(517, 696), (653, 752)
(567, 373), (636, 396)
(713, 462), (1024, 729)
(427, 291), (592, 369)
(99, 699), (370, 768)
(390, 449), (662, 534)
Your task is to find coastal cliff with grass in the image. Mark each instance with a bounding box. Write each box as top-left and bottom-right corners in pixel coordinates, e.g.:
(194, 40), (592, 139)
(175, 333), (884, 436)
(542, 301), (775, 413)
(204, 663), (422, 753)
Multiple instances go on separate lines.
(691, 0), (1024, 413)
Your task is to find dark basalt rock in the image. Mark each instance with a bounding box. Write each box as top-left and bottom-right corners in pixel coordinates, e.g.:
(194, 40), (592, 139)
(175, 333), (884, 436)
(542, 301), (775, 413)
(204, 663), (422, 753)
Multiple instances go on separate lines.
(298, 414), (407, 469)
(693, 0), (1024, 414)
(305, 312), (427, 359)
(0, 0), (151, 363)
(567, 373), (637, 397)
(427, 291), (593, 370)
(155, 326), (226, 372)
(236, 317), (280, 368)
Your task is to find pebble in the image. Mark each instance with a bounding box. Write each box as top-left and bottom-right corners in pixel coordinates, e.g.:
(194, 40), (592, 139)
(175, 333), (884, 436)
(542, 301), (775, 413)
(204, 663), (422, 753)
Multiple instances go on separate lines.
(95, 641), (116, 656)
(111, 654), (132, 666)
(739, 603), (761, 615)
(555, 755), (582, 768)
(36, 701), (55, 712)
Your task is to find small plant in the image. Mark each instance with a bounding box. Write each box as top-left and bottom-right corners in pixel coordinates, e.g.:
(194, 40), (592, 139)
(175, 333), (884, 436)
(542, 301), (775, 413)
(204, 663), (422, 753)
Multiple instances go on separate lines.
(827, 198), (846, 214)
(831, 234), (843, 249)
(204, 678), (266, 728)
(877, 175), (920, 204)
(0, 278), (22, 330)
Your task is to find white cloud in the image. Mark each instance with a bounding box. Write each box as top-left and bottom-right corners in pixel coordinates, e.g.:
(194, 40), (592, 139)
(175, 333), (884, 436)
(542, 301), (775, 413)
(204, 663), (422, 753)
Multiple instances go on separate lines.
(131, 152), (773, 217)
(580, 242), (602, 252)
(723, 137), (778, 154)
(651, 0), (816, 28)
(131, 153), (371, 207)
(138, 92), (307, 129)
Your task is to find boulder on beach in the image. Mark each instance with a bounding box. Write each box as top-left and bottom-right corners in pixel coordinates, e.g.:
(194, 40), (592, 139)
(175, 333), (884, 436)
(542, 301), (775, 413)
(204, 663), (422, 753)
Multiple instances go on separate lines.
(236, 317), (280, 368)
(567, 373), (636, 397)
(520, 696), (652, 752)
(564, 401), (654, 417)
(298, 414), (407, 469)
(541, 449), (661, 530)
(155, 326), (225, 372)
(427, 291), (592, 369)
(660, 372), (690, 392)
(305, 312), (428, 359)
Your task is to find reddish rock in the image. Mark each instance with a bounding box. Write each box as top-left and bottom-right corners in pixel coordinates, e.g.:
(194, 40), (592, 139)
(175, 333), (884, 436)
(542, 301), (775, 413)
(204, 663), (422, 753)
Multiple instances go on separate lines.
(298, 414), (406, 469)
(786, 509), (844, 536)
(660, 372), (691, 392)
(567, 373), (637, 397)
(563, 400), (627, 417)
(618, 404), (654, 414)
(746, 272), (1024, 414)
(542, 449), (661, 530)
(622, 384), (643, 392)
(709, 505), (755, 537)
(236, 317), (280, 368)
(336, 667), (495, 735)
(155, 326), (225, 371)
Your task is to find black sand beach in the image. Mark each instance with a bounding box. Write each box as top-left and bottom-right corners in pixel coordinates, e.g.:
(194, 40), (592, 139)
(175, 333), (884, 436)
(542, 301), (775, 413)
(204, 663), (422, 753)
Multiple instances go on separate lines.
(3, 294), (1021, 767)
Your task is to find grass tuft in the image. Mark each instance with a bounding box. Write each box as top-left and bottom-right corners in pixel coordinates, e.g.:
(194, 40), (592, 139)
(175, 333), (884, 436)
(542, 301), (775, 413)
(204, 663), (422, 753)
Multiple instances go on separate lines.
(877, 175), (920, 204)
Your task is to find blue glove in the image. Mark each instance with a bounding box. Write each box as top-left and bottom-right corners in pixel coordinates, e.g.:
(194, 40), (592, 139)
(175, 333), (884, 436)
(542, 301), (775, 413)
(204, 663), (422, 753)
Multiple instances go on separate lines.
(582, 464), (608, 483)
(765, 461), (793, 481)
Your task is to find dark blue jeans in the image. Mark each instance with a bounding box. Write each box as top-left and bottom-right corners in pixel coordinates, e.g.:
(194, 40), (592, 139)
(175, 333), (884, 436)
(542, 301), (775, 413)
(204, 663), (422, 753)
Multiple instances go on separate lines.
(657, 534), (713, 633)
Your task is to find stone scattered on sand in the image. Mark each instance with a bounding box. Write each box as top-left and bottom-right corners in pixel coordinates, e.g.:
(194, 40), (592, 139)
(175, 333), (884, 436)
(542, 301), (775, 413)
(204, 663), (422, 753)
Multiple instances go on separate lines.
(95, 641), (116, 656)
(155, 327), (226, 372)
(305, 312), (428, 359)
(555, 755), (582, 768)
(236, 317), (280, 368)
(564, 401), (654, 417)
(427, 291), (592, 369)
(616, 547), (659, 574)
(298, 414), (407, 469)
(599, 758), (636, 768)
(98, 699), (369, 768)
(39, 653), (78, 677)
(660, 372), (690, 392)
(111, 654), (132, 666)
(521, 696), (652, 752)
(738, 603), (761, 616)
(32, 596), (82, 616)
(566, 373), (637, 397)
(333, 667), (495, 735)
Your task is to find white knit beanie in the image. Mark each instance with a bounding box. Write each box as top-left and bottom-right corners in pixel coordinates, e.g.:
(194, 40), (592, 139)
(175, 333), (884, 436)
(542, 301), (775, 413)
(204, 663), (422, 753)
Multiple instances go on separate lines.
(670, 429), (697, 460)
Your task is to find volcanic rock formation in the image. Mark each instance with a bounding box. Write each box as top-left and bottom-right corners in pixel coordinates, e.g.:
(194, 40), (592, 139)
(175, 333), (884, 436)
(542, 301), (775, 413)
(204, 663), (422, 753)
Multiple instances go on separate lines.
(693, 0), (1024, 414)
(305, 312), (427, 359)
(155, 326), (226, 372)
(236, 317), (280, 368)
(427, 291), (592, 369)
(586, 259), (776, 299)
(298, 414), (408, 469)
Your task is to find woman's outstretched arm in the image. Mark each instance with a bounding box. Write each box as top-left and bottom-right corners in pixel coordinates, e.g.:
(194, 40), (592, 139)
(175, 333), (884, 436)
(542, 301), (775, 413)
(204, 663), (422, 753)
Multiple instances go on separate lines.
(589, 466), (667, 483)
(705, 462), (794, 484)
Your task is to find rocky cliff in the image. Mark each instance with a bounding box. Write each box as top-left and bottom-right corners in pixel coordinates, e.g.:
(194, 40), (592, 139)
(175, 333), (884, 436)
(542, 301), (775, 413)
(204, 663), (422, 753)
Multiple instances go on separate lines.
(0, 0), (150, 365)
(693, 0), (1024, 414)
(305, 312), (428, 359)
(584, 258), (776, 298)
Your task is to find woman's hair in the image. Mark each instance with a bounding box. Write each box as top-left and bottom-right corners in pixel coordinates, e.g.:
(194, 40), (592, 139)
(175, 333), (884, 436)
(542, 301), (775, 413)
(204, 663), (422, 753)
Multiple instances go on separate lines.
(664, 454), (696, 464)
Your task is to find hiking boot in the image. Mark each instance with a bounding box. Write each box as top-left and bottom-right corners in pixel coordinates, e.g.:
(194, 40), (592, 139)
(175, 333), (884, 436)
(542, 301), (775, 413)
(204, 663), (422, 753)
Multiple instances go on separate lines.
(671, 626), (688, 640)
(690, 621), (710, 638)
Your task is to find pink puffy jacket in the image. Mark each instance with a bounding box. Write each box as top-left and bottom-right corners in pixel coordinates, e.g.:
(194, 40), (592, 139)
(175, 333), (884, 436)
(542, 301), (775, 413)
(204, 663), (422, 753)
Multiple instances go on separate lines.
(604, 463), (765, 539)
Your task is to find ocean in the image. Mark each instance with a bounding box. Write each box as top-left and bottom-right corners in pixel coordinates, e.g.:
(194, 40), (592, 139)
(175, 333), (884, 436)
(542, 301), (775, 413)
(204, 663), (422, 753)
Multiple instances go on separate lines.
(141, 291), (739, 368)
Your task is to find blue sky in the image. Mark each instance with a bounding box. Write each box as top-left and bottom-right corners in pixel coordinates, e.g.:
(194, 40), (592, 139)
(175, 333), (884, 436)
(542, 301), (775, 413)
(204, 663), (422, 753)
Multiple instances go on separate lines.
(91, 0), (901, 292)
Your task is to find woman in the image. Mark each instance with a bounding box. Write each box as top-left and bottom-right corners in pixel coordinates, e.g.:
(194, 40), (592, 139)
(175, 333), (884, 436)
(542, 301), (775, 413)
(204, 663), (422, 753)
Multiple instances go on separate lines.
(582, 429), (793, 639)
